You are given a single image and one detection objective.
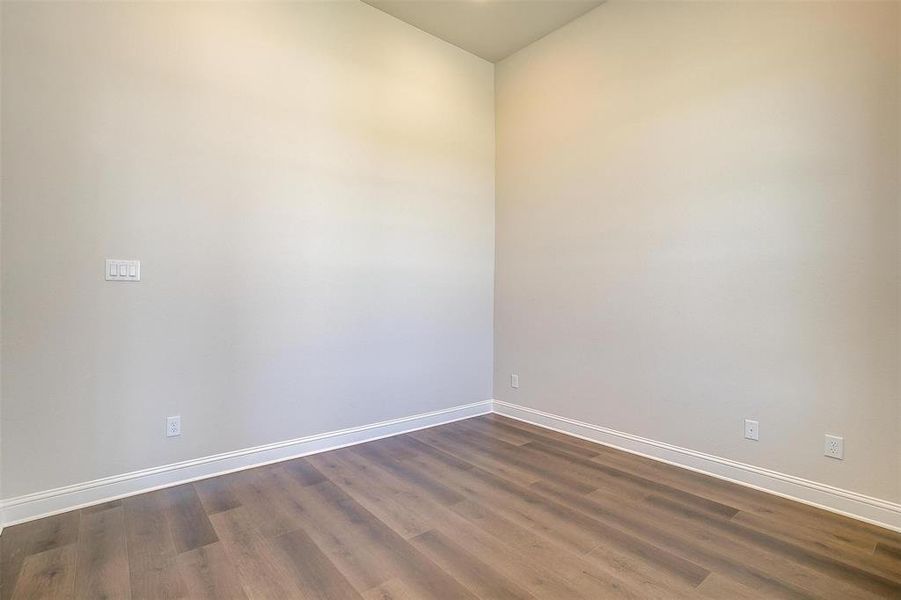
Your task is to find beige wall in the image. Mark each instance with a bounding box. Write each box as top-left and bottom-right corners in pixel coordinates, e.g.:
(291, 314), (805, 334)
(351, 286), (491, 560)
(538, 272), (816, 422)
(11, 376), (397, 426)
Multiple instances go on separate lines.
(3, 0), (900, 508)
(495, 1), (901, 501)
(1, 1), (495, 498)
(0, 2), (4, 505)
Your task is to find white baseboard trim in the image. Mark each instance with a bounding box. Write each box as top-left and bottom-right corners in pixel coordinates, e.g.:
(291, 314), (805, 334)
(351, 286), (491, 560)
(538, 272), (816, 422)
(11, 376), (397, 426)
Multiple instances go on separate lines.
(5, 397), (901, 535)
(493, 399), (901, 534)
(0, 400), (492, 528)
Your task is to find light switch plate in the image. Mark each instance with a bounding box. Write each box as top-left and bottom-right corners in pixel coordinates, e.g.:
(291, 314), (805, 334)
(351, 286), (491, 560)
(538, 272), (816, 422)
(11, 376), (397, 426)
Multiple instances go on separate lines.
(106, 259), (141, 282)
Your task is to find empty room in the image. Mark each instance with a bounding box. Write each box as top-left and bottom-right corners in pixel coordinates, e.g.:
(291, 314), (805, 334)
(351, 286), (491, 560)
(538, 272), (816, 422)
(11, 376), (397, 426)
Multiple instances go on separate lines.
(2, 0), (901, 598)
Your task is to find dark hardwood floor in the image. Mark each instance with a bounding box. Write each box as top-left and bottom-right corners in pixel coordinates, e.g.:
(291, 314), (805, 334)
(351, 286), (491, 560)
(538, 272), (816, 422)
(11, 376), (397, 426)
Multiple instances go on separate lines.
(4, 414), (901, 599)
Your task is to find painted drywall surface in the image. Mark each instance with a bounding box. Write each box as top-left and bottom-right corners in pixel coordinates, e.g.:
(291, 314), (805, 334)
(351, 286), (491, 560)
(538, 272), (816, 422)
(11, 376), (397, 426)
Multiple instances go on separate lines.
(0, 3), (4, 506)
(1, 1), (494, 498)
(495, 1), (901, 501)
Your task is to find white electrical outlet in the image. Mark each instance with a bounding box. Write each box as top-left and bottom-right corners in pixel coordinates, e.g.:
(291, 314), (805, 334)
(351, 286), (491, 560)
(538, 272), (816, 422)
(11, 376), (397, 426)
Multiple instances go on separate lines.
(744, 419), (759, 441)
(166, 415), (181, 437)
(825, 434), (843, 460)
(511, 374), (519, 389)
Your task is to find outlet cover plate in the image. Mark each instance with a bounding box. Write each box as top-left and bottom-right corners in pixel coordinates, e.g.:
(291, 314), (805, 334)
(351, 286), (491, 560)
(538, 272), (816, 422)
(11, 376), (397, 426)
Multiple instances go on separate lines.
(167, 415), (181, 437)
(825, 434), (843, 460)
(744, 419), (759, 441)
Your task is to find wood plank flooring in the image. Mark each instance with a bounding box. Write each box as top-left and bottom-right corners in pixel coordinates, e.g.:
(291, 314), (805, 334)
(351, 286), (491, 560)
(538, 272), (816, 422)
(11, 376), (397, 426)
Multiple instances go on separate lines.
(4, 414), (901, 599)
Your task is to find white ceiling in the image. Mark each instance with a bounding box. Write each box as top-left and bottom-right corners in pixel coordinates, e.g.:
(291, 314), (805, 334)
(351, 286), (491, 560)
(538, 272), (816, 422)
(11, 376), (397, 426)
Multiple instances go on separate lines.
(363, 0), (605, 63)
